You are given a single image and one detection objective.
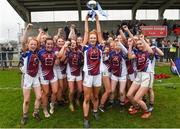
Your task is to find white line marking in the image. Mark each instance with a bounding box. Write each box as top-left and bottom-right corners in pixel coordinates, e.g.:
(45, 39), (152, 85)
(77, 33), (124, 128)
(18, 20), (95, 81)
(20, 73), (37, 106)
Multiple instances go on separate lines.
(0, 87), (21, 90)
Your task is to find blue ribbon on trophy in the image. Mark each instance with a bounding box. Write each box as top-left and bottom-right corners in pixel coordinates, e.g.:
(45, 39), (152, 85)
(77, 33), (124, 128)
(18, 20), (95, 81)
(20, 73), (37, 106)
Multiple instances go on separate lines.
(87, 0), (108, 21)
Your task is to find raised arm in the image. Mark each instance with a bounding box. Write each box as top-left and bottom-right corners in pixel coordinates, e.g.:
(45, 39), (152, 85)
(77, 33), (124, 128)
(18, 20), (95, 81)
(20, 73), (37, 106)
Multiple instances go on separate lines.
(21, 23), (33, 52)
(57, 40), (70, 58)
(128, 38), (136, 59)
(95, 14), (103, 44)
(68, 24), (77, 40)
(82, 14), (89, 46)
(123, 25), (134, 38)
(155, 47), (164, 56)
(117, 41), (128, 54)
(140, 35), (154, 55)
(36, 28), (45, 43)
(119, 29), (127, 44)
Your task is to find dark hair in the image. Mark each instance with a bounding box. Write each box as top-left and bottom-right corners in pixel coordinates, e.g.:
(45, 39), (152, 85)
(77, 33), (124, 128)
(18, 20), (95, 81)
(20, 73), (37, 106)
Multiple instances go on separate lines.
(45, 37), (54, 44)
(174, 40), (178, 42)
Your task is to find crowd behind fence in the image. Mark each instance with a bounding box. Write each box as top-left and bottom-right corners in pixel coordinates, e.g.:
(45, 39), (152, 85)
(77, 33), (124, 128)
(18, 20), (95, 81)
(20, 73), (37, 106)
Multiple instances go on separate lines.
(0, 47), (179, 70)
(0, 51), (20, 69)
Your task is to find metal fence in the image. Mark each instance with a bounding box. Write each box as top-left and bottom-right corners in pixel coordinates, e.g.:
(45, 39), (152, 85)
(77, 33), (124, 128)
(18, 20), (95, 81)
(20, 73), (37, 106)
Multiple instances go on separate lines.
(157, 47), (180, 62)
(0, 51), (20, 70)
(0, 47), (179, 70)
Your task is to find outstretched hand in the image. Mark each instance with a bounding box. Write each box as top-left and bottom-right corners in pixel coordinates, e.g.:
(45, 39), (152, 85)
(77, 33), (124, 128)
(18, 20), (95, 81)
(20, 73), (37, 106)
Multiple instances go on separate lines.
(26, 23), (33, 30)
(64, 41), (71, 48)
(123, 25), (129, 31)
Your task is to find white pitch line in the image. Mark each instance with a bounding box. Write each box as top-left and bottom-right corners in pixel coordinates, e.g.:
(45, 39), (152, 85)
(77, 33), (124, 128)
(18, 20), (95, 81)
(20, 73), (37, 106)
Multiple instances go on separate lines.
(0, 87), (21, 90)
(154, 83), (180, 86)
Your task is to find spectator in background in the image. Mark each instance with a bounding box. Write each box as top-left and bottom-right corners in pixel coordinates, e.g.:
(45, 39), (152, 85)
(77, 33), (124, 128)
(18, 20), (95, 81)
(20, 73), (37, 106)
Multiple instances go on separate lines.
(2, 44), (8, 68)
(163, 19), (170, 35)
(162, 39), (170, 62)
(7, 43), (14, 68)
(103, 30), (109, 40)
(64, 24), (70, 40)
(116, 24), (121, 36)
(169, 40), (179, 61)
(156, 38), (163, 62)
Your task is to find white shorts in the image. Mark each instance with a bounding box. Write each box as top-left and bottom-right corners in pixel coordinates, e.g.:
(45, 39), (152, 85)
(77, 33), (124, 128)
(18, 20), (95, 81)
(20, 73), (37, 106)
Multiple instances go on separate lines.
(55, 66), (66, 80)
(67, 73), (82, 82)
(40, 68), (58, 85)
(23, 73), (40, 89)
(127, 73), (136, 81)
(102, 71), (111, 77)
(102, 64), (111, 77)
(133, 72), (154, 88)
(83, 73), (102, 87)
(111, 74), (127, 82)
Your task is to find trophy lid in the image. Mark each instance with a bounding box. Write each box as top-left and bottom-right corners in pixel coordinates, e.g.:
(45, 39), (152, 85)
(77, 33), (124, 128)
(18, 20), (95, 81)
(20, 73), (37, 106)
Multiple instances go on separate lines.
(87, 0), (97, 9)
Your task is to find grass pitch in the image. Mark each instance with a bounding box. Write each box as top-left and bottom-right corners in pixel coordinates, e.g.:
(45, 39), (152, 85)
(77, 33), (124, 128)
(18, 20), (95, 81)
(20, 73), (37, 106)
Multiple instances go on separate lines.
(0, 66), (180, 128)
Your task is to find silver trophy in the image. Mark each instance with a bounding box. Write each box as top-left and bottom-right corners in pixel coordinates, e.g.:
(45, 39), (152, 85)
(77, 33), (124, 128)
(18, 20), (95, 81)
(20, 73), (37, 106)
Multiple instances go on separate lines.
(87, 0), (97, 20)
(87, 0), (97, 9)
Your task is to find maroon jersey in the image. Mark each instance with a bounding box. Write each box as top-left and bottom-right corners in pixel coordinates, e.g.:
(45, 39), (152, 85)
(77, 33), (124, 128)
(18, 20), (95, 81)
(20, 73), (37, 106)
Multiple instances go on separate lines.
(110, 51), (123, 77)
(135, 50), (151, 72)
(126, 59), (134, 74)
(84, 44), (102, 75)
(67, 50), (83, 76)
(23, 50), (39, 77)
(38, 49), (56, 80)
(59, 58), (67, 74)
(103, 54), (111, 72)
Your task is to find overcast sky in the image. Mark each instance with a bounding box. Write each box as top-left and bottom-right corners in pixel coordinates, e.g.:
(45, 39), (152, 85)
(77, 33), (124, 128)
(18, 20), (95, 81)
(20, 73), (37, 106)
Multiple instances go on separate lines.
(0, 0), (24, 41)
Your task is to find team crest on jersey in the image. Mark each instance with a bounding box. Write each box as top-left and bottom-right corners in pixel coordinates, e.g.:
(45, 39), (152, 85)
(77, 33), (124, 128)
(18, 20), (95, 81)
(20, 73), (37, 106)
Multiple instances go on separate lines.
(137, 53), (146, 65)
(72, 54), (78, 65)
(33, 58), (39, 66)
(45, 58), (54, 66)
(90, 48), (99, 60)
(112, 56), (120, 66)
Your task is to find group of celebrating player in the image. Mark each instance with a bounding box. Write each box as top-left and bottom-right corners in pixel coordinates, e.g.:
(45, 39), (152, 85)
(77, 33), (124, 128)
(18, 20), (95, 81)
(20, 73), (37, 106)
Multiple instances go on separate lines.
(20, 14), (164, 128)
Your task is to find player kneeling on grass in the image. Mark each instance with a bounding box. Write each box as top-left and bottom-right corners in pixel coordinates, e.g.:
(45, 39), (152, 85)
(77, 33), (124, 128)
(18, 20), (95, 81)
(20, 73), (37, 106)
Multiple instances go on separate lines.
(21, 24), (42, 125)
(127, 35), (154, 119)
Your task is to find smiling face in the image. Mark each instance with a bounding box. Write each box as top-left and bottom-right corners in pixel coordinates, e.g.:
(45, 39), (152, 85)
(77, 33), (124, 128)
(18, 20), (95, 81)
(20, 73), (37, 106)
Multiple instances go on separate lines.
(56, 38), (65, 48)
(136, 40), (144, 51)
(104, 46), (110, 53)
(45, 39), (54, 51)
(114, 41), (120, 51)
(77, 37), (83, 45)
(28, 39), (38, 51)
(89, 33), (97, 46)
(70, 39), (77, 49)
(117, 35), (123, 43)
(110, 41), (115, 50)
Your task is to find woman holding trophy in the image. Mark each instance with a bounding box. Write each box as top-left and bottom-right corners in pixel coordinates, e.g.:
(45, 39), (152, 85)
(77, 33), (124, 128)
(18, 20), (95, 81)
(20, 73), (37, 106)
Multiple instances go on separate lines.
(82, 1), (105, 127)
